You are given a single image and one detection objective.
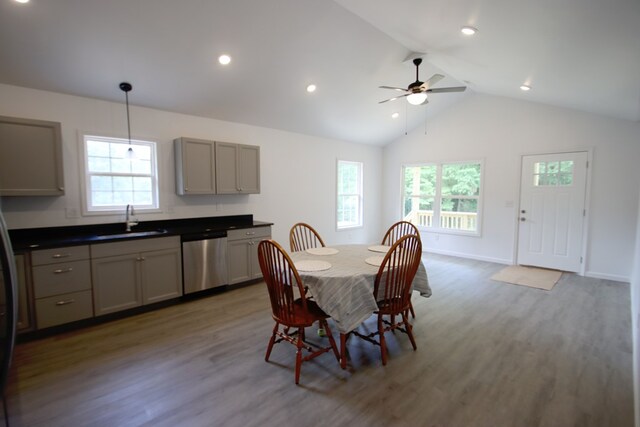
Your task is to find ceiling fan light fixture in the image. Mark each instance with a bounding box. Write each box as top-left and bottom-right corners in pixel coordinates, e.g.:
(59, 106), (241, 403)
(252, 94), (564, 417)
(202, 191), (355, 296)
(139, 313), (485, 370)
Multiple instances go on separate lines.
(520, 84), (531, 91)
(306, 84), (317, 93)
(461, 26), (477, 36)
(218, 54), (231, 65)
(407, 92), (428, 105)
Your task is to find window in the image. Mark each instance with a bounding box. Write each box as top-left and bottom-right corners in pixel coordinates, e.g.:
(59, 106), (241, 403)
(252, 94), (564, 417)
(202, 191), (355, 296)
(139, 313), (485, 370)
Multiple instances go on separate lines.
(402, 161), (482, 234)
(533, 160), (573, 186)
(337, 160), (363, 229)
(83, 135), (159, 213)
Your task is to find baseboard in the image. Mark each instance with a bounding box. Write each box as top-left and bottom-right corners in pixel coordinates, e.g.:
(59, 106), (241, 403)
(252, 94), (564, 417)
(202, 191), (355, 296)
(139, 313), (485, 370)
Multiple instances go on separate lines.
(424, 248), (512, 265)
(584, 270), (630, 283)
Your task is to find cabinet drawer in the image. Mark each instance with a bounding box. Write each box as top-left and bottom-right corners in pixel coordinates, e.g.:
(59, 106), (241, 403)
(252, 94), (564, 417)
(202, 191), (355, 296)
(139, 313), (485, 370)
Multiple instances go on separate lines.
(32, 260), (91, 298)
(32, 245), (90, 266)
(227, 226), (271, 241)
(91, 236), (180, 258)
(35, 290), (93, 329)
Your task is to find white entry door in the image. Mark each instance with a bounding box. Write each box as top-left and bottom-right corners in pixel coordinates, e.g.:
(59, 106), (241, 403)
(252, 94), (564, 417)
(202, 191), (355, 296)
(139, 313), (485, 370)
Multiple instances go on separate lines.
(517, 152), (588, 272)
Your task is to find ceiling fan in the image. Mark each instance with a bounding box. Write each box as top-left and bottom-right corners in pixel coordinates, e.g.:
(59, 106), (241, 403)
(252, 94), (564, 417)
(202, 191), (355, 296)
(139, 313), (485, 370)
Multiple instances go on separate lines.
(379, 58), (466, 105)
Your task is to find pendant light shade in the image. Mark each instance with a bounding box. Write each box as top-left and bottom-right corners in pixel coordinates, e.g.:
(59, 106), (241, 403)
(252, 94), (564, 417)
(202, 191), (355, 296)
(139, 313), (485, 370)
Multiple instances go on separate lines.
(119, 82), (135, 159)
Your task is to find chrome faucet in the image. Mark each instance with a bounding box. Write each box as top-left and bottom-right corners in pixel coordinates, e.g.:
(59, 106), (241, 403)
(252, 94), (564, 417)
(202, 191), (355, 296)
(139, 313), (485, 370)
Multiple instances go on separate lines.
(125, 204), (138, 232)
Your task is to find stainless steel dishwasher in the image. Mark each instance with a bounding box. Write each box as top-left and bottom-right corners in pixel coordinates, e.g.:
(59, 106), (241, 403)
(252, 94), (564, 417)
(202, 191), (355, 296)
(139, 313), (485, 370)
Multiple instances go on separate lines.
(181, 230), (228, 294)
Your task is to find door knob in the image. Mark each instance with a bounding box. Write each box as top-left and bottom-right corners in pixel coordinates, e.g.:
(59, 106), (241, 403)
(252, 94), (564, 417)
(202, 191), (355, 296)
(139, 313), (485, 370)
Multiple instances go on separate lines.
(521, 210), (526, 214)
(520, 217), (526, 222)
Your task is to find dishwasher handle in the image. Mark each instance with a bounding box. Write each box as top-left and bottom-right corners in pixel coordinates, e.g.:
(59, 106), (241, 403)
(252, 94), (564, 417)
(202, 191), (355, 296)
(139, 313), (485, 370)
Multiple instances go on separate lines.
(181, 230), (227, 242)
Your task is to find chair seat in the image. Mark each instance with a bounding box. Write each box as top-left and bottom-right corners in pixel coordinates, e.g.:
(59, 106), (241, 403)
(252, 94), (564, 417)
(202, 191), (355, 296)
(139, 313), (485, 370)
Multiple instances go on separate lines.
(272, 298), (329, 327)
(376, 297), (410, 315)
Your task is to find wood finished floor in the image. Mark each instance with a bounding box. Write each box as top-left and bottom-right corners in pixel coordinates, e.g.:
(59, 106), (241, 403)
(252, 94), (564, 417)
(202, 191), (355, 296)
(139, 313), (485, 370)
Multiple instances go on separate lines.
(5, 254), (634, 427)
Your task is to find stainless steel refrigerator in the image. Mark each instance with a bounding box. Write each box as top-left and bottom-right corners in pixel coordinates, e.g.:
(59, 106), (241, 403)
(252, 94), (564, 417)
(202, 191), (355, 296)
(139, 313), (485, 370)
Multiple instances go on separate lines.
(0, 201), (18, 425)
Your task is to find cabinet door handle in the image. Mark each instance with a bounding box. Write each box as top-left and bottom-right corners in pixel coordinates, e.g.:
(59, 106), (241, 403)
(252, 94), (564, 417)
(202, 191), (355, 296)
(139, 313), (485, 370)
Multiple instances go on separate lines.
(58, 187), (65, 191)
(52, 253), (70, 259)
(245, 231), (256, 236)
(53, 267), (73, 274)
(55, 299), (75, 306)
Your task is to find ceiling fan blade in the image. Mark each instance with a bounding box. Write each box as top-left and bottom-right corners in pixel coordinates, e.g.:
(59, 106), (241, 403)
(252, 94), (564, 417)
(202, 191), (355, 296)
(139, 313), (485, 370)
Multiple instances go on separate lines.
(378, 93), (410, 104)
(422, 74), (445, 89)
(426, 86), (467, 93)
(379, 85), (408, 92)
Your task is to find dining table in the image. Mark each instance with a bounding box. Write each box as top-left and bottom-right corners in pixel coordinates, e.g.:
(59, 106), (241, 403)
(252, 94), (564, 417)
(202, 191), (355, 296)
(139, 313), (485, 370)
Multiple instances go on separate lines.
(289, 244), (431, 368)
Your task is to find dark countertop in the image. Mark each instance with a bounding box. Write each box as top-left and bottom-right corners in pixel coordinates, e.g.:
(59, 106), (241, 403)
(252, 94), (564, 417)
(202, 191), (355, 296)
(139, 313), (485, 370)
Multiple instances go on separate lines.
(9, 215), (273, 251)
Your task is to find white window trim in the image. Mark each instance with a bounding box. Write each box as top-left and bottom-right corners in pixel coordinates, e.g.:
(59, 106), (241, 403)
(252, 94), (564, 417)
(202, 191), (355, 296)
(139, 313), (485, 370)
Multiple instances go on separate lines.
(401, 159), (484, 237)
(336, 159), (364, 230)
(80, 133), (161, 216)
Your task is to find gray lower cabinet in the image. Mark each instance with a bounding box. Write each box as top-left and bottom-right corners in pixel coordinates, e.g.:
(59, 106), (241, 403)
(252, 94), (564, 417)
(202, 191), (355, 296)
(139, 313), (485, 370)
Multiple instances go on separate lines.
(215, 142), (260, 194)
(31, 245), (93, 329)
(227, 226), (271, 284)
(1, 254), (33, 332)
(91, 236), (182, 316)
(0, 115), (65, 196)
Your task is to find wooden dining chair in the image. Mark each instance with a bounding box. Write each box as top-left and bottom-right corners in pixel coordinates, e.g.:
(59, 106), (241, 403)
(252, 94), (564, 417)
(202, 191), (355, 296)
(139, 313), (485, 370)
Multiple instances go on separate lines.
(257, 239), (340, 384)
(353, 234), (422, 366)
(381, 220), (421, 318)
(381, 220), (420, 246)
(289, 222), (326, 252)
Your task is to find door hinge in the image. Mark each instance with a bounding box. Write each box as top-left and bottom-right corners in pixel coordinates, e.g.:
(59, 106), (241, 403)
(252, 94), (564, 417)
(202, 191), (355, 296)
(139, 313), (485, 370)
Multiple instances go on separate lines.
(586, 160), (589, 168)
(580, 256), (583, 264)
(583, 209), (586, 216)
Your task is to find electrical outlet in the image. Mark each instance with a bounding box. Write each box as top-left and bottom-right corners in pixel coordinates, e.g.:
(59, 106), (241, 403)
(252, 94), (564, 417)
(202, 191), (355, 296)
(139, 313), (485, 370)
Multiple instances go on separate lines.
(65, 207), (79, 219)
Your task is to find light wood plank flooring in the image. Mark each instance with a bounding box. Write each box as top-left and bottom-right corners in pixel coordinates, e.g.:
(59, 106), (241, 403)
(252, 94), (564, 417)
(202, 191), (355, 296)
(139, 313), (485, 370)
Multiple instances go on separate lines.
(5, 254), (634, 427)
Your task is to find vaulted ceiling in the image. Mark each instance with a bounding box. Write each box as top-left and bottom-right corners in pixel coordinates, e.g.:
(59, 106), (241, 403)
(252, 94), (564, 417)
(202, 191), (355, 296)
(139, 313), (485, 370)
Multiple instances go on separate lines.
(0, 0), (638, 146)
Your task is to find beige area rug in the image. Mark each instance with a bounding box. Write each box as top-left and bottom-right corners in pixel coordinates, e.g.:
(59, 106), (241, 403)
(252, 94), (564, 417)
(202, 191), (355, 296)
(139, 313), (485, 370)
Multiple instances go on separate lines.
(491, 265), (563, 291)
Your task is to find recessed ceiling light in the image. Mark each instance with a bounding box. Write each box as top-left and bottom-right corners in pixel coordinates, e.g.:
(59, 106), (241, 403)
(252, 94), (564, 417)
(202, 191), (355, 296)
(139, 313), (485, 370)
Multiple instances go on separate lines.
(460, 26), (477, 36)
(391, 112), (399, 119)
(218, 55), (231, 65)
(520, 84), (531, 91)
(14, 0), (29, 3)
(306, 84), (316, 93)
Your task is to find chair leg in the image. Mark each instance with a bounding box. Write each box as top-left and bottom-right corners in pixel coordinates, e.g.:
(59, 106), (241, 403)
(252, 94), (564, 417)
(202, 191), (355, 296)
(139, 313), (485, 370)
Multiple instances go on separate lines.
(265, 322), (279, 362)
(378, 314), (387, 366)
(409, 300), (416, 318)
(321, 319), (340, 361)
(402, 312), (417, 350)
(295, 327), (304, 384)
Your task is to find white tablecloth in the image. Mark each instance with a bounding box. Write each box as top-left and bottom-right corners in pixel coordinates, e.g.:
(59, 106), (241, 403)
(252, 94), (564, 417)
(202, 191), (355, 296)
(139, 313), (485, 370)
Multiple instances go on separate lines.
(289, 244), (431, 333)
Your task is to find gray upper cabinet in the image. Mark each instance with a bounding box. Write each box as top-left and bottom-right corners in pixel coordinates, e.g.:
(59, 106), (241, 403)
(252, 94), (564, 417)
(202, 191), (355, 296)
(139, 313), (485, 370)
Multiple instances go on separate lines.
(174, 137), (216, 195)
(0, 115), (65, 196)
(215, 142), (260, 194)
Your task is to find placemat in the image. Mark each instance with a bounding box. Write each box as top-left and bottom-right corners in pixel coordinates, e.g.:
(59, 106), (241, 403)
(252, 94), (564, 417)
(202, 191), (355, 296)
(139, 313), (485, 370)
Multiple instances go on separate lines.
(306, 247), (339, 256)
(368, 245), (390, 253)
(364, 256), (385, 267)
(294, 260), (332, 272)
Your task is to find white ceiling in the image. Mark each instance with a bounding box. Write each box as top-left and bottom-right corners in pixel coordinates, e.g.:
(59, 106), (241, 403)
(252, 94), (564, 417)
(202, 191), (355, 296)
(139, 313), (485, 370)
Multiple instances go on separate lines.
(0, 0), (638, 146)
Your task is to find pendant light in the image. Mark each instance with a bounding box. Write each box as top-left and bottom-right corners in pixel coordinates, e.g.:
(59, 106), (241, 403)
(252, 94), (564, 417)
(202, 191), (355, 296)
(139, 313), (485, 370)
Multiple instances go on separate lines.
(119, 82), (135, 159)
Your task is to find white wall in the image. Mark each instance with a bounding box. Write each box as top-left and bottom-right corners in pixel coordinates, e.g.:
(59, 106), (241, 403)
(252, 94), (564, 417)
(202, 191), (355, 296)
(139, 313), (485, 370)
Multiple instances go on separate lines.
(632, 191), (640, 427)
(0, 84), (383, 246)
(383, 93), (640, 281)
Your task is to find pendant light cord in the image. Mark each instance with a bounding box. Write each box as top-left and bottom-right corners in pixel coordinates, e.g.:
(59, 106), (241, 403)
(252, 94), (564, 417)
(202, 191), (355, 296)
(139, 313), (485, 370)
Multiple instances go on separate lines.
(125, 90), (132, 146)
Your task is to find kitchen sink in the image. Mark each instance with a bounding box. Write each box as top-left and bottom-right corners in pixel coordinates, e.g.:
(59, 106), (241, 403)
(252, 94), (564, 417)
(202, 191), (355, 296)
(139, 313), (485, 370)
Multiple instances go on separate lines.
(88, 228), (169, 241)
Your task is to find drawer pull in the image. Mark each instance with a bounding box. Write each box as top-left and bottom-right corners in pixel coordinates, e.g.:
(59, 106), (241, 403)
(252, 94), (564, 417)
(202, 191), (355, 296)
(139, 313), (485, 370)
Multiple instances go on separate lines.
(55, 299), (75, 306)
(52, 253), (71, 259)
(53, 267), (74, 274)
(245, 231), (256, 235)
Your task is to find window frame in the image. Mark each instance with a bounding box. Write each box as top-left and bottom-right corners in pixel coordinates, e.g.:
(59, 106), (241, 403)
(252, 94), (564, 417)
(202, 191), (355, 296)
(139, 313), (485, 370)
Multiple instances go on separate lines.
(401, 159), (483, 236)
(336, 159), (364, 230)
(80, 133), (160, 215)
